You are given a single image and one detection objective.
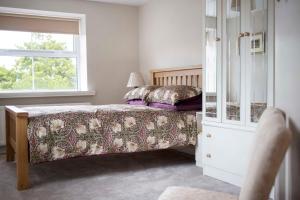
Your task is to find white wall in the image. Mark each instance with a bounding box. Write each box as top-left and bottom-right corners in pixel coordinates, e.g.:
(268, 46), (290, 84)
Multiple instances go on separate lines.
(139, 0), (203, 83)
(0, 0), (139, 106)
(275, 0), (300, 199)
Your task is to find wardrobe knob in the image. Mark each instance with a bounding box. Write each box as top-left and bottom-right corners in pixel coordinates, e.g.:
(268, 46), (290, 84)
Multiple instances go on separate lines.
(206, 154), (211, 158)
(206, 133), (212, 138)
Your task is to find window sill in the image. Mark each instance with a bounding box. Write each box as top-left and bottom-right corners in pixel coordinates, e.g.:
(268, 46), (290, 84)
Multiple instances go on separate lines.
(0, 90), (96, 99)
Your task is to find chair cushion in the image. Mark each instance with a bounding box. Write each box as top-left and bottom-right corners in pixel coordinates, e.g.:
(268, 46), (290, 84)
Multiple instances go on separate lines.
(239, 108), (292, 200)
(158, 186), (238, 200)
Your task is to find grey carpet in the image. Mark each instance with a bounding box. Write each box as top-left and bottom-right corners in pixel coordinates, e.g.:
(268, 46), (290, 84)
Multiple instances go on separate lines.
(0, 150), (239, 200)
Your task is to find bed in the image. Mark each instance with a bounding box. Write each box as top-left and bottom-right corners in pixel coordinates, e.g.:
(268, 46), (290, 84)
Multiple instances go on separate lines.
(5, 66), (202, 190)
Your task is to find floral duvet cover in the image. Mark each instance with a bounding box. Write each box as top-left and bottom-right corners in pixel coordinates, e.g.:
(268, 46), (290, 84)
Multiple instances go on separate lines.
(24, 104), (199, 164)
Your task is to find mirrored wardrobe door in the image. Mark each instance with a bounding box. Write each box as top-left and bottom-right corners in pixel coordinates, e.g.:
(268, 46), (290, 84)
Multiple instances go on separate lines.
(247, 0), (269, 123)
(224, 0), (242, 122)
(204, 0), (219, 119)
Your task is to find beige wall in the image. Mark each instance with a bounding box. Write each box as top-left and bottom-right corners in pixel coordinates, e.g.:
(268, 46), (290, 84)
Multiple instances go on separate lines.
(0, 0), (139, 106)
(139, 0), (203, 83)
(0, 0), (204, 104)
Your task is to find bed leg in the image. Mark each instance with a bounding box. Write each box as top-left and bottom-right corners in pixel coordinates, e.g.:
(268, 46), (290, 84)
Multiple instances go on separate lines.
(16, 116), (29, 190)
(5, 111), (15, 162)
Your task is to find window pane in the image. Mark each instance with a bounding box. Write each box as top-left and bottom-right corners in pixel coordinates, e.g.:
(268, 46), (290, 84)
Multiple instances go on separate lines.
(33, 57), (77, 90)
(0, 56), (29, 90)
(0, 56), (77, 91)
(0, 31), (74, 51)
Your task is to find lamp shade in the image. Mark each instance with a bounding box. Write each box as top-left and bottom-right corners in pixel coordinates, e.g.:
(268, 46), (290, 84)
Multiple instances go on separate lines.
(127, 72), (145, 88)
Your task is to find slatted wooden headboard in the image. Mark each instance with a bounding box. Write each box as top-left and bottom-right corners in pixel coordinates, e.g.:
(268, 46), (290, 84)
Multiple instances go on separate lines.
(151, 65), (202, 88)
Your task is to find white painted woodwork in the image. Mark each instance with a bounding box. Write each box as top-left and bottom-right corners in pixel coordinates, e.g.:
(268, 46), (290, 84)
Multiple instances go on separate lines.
(202, 124), (255, 186)
(195, 112), (203, 167)
(200, 0), (274, 190)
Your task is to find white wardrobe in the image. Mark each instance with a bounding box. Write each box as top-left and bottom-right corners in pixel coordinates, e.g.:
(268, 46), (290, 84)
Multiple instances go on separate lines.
(198, 0), (274, 187)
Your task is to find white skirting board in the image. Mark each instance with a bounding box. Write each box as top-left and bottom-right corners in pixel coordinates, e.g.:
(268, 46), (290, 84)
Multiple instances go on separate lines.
(0, 102), (91, 146)
(203, 165), (244, 186)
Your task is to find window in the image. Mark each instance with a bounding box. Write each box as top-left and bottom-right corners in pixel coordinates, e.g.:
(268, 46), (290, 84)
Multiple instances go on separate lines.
(0, 9), (87, 93)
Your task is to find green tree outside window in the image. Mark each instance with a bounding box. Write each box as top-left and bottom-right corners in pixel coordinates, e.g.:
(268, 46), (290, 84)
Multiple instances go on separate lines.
(0, 33), (76, 91)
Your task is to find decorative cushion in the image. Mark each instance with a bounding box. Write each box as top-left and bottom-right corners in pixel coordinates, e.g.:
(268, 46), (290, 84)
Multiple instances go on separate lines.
(239, 108), (292, 200)
(147, 86), (202, 105)
(158, 186), (237, 200)
(124, 86), (160, 101)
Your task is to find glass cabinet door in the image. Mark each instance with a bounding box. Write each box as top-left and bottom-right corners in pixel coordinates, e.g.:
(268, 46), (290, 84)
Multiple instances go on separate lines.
(204, 0), (273, 125)
(248, 0), (268, 123)
(225, 0), (242, 121)
(205, 0), (219, 118)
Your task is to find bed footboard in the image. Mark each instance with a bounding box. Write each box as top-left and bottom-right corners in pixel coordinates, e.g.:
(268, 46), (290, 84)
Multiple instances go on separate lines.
(5, 106), (29, 190)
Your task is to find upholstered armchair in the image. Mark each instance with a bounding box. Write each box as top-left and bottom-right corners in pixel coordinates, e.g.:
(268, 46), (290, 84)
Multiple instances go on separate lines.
(159, 108), (292, 200)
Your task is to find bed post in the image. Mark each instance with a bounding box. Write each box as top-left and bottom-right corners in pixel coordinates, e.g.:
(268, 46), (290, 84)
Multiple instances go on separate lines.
(5, 110), (15, 162)
(16, 115), (29, 190)
(5, 106), (29, 190)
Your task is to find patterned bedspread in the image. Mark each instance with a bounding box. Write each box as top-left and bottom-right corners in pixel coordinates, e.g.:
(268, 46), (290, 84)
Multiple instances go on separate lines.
(23, 104), (199, 164)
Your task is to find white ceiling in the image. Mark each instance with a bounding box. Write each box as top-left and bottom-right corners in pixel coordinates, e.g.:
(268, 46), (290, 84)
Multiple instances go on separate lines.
(88, 0), (149, 6)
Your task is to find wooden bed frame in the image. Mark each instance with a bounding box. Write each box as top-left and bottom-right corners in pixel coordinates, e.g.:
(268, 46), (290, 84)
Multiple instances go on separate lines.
(5, 65), (202, 190)
(151, 65), (202, 88)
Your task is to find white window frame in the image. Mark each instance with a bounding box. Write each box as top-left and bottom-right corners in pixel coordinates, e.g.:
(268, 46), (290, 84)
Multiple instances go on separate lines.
(0, 7), (93, 98)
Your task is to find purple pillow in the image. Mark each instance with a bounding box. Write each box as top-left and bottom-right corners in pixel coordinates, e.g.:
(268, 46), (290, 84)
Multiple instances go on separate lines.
(127, 99), (147, 105)
(149, 102), (202, 111)
(149, 93), (202, 111)
(175, 94), (202, 105)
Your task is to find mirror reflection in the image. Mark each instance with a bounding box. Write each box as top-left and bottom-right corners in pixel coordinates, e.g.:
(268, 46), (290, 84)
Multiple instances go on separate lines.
(226, 0), (241, 121)
(250, 0), (268, 122)
(205, 0), (218, 118)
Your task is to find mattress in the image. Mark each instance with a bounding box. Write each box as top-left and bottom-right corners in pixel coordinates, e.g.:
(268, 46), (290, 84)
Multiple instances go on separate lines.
(23, 104), (199, 164)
